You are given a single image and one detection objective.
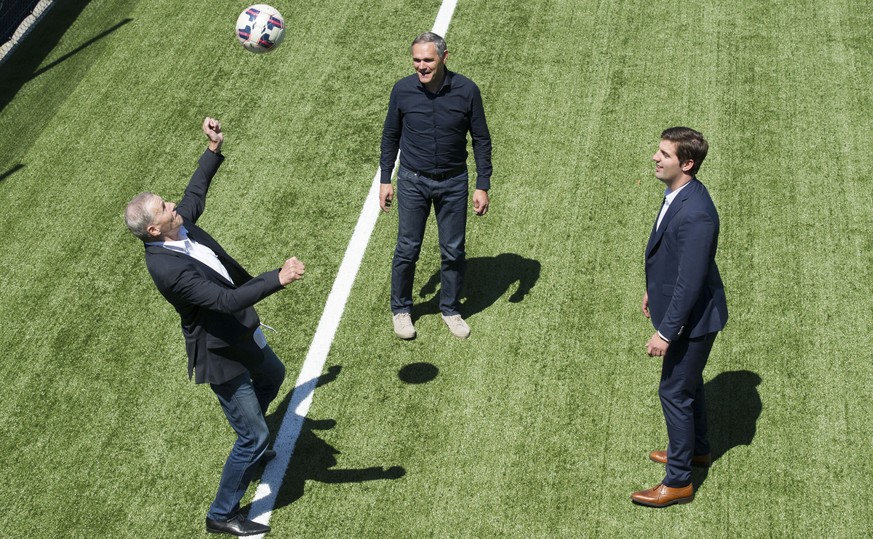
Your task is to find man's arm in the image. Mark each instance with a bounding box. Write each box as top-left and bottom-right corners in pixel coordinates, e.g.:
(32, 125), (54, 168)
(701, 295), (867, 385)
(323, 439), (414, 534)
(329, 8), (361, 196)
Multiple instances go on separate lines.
(469, 84), (492, 192)
(171, 267), (284, 314)
(469, 84), (491, 216)
(379, 86), (402, 212)
(176, 117), (225, 223)
(658, 210), (717, 341)
(154, 256), (304, 315)
(379, 84), (403, 212)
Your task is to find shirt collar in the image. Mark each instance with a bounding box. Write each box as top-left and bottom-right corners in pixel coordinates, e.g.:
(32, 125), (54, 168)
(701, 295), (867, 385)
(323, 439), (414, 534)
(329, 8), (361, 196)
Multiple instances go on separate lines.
(145, 225), (191, 252)
(664, 180), (692, 205)
(417, 69), (453, 93)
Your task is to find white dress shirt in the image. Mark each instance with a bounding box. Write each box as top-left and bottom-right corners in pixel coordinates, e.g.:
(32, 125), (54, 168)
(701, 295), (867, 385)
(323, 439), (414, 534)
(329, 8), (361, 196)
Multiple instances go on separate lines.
(656, 181), (691, 231)
(146, 226), (234, 284)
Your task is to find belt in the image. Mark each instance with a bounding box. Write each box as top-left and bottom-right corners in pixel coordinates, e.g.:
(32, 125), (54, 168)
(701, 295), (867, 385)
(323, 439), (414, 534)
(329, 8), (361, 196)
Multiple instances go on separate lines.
(405, 165), (467, 181)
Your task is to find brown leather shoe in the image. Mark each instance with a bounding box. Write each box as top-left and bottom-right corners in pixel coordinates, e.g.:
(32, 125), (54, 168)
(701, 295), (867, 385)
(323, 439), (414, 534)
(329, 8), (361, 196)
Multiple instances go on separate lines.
(649, 450), (712, 468)
(631, 483), (694, 507)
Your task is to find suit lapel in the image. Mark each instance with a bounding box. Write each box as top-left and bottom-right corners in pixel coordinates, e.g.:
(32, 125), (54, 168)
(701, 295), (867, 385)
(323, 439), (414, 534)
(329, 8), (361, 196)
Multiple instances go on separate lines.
(146, 227), (237, 287)
(645, 179), (698, 258)
(185, 223), (245, 285)
(645, 200), (663, 256)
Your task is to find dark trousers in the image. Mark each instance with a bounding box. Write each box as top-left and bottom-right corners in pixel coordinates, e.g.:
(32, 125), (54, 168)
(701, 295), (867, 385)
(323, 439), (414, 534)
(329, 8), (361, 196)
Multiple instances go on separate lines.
(207, 344), (285, 520)
(391, 166), (468, 316)
(659, 332), (717, 487)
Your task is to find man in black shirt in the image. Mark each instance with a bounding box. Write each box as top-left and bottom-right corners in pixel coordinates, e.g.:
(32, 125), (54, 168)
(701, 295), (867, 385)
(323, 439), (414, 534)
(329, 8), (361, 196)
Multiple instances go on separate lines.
(379, 31), (493, 340)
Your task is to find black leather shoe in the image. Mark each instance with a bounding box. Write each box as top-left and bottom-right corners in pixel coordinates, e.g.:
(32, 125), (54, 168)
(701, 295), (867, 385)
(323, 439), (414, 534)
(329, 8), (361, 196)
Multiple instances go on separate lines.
(260, 449), (276, 464)
(205, 514), (270, 536)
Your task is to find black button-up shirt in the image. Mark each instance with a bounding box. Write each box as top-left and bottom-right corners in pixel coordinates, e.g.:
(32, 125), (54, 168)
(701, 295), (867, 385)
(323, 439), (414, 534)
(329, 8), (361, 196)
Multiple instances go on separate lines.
(380, 70), (492, 190)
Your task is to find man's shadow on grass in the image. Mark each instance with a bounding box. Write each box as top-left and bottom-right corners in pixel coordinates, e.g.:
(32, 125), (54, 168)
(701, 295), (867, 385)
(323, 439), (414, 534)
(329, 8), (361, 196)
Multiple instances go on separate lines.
(254, 365), (405, 512)
(413, 253), (541, 320)
(693, 370), (762, 491)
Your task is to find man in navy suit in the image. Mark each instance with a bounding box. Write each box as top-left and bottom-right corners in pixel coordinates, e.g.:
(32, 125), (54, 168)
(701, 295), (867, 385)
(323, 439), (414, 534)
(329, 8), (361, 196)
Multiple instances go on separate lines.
(124, 118), (305, 536)
(631, 127), (728, 508)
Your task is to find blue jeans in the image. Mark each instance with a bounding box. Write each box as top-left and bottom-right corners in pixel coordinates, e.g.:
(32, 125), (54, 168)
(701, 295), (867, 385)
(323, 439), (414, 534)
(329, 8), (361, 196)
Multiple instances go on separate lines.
(207, 344), (285, 520)
(391, 166), (468, 316)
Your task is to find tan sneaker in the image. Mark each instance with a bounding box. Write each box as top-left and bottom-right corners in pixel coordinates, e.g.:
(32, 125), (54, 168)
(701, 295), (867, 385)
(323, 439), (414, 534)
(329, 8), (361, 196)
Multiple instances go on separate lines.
(392, 313), (416, 339)
(441, 314), (470, 339)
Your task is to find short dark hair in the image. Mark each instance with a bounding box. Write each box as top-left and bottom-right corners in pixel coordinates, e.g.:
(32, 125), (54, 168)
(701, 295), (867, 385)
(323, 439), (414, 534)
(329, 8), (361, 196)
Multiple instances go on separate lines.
(411, 32), (447, 57)
(661, 127), (708, 175)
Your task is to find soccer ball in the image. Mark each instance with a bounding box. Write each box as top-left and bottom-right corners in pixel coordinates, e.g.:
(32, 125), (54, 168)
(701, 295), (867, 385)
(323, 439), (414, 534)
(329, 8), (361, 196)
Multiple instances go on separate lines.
(236, 4), (285, 53)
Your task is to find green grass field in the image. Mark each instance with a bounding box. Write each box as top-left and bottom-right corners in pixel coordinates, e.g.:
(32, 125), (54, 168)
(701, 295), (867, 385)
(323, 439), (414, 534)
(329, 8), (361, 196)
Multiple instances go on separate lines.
(2, 0), (872, 536)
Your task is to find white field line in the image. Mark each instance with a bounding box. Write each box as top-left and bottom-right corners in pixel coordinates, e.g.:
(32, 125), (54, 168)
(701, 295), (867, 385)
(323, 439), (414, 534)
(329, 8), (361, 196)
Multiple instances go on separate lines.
(247, 2), (458, 531)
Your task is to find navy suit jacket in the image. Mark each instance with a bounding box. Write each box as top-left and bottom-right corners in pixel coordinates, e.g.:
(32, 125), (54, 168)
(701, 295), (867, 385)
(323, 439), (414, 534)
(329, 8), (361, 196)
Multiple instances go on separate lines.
(144, 150), (284, 385)
(645, 178), (728, 341)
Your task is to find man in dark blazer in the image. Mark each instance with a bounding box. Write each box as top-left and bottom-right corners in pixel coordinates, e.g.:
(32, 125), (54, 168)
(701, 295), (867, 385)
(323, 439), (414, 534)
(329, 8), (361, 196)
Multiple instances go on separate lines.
(124, 117), (305, 536)
(631, 127), (728, 508)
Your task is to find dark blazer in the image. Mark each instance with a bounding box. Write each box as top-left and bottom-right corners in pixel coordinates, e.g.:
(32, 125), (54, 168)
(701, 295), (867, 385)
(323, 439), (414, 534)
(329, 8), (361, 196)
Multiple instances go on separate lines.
(144, 150), (284, 385)
(645, 178), (728, 341)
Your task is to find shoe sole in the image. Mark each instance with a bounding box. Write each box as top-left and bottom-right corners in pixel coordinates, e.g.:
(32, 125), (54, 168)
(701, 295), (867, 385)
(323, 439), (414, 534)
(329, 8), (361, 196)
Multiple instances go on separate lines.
(631, 496), (694, 508)
(206, 526), (270, 536)
(206, 529), (269, 536)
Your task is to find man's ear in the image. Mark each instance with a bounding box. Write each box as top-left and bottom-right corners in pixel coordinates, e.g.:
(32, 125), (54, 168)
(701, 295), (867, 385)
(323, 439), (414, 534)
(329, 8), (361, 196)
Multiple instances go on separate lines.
(680, 159), (695, 173)
(146, 224), (161, 238)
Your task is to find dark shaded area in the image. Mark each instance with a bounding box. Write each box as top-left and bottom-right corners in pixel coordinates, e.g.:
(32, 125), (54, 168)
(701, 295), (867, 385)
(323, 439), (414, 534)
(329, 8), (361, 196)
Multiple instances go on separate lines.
(0, 0), (42, 44)
(693, 370), (762, 490)
(398, 362), (439, 384)
(0, 163), (24, 182)
(414, 253), (541, 320)
(0, 0), (130, 113)
(257, 365), (405, 512)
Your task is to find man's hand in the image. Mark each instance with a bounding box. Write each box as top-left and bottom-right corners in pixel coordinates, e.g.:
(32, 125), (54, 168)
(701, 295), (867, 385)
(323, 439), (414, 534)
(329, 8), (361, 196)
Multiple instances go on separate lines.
(642, 291), (650, 318)
(379, 183), (394, 213)
(279, 257), (305, 286)
(203, 117), (224, 153)
(646, 332), (669, 357)
(473, 189), (489, 216)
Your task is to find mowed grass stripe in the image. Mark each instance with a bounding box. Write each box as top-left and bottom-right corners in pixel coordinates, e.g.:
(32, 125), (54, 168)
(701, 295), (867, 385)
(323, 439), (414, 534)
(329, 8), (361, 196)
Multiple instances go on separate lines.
(2, 0), (873, 537)
(269, 1), (873, 538)
(249, 0), (457, 528)
(0, 0), (440, 537)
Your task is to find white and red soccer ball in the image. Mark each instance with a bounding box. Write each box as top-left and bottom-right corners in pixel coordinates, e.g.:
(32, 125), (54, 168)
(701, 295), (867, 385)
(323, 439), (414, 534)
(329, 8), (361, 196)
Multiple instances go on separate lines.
(236, 4), (285, 53)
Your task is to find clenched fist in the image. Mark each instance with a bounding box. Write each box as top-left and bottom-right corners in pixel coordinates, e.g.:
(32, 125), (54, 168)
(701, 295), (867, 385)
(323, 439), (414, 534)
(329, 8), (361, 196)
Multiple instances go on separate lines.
(279, 257), (305, 286)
